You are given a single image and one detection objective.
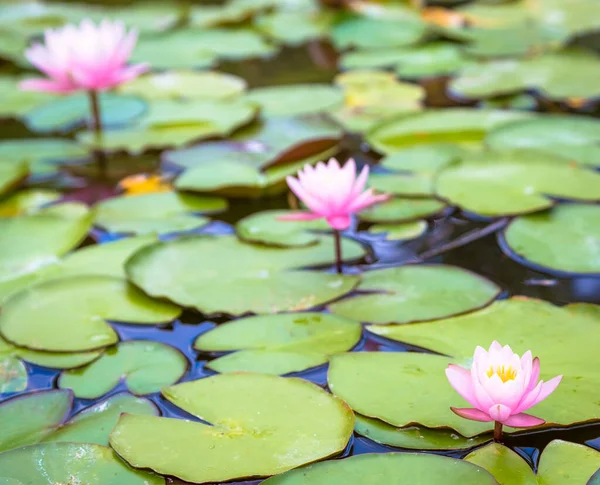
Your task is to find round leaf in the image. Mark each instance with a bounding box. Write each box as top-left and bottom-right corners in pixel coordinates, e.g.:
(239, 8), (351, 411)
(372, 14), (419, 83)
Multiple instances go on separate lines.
(367, 220), (428, 241)
(357, 197), (446, 222)
(331, 15), (428, 49)
(0, 355), (27, 394)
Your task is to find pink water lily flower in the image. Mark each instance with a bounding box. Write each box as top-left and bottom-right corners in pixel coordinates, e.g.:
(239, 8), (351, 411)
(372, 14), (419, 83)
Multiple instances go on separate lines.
(20, 19), (148, 94)
(281, 158), (389, 230)
(446, 341), (562, 432)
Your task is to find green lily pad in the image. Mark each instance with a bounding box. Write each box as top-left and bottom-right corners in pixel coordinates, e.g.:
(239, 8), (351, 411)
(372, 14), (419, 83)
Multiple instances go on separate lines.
(0, 355), (27, 394)
(0, 275), (181, 352)
(486, 115), (600, 168)
(0, 389), (72, 453)
(435, 151), (600, 216)
(450, 50), (600, 101)
(329, 264), (500, 325)
(126, 235), (363, 315)
(110, 373), (354, 483)
(367, 220), (428, 241)
(466, 441), (600, 485)
(0, 189), (61, 217)
(243, 84), (343, 117)
(357, 197), (446, 223)
(535, 0), (600, 38)
(0, 76), (54, 119)
(256, 10), (332, 45)
(236, 210), (331, 247)
(368, 298), (600, 433)
(194, 312), (361, 375)
(59, 341), (187, 399)
(0, 162), (27, 196)
(502, 203), (600, 275)
(0, 443), (164, 484)
(43, 393), (159, 446)
(480, 93), (538, 111)
(24, 93), (146, 134)
(94, 191), (228, 236)
(83, 3), (185, 33)
(366, 109), (532, 154)
(355, 414), (491, 450)
(262, 452), (498, 485)
(118, 70), (247, 101)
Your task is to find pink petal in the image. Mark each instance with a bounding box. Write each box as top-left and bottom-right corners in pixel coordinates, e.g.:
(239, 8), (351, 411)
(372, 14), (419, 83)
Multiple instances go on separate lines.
(326, 215), (351, 230)
(286, 176), (327, 214)
(109, 62), (149, 87)
(514, 381), (543, 414)
(277, 212), (323, 222)
(503, 412), (545, 428)
(528, 375), (562, 407)
(525, 357), (541, 394)
(520, 351), (533, 390)
(490, 341), (503, 352)
(471, 362), (495, 410)
(19, 78), (76, 94)
(350, 164), (369, 198)
(346, 189), (389, 213)
(451, 407), (493, 422)
(488, 403), (512, 423)
(445, 364), (478, 408)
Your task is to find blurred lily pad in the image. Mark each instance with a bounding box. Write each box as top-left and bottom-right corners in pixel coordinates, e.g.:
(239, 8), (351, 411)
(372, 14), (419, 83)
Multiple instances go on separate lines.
(435, 151), (600, 216)
(110, 373), (354, 483)
(0, 355), (27, 394)
(0, 389), (72, 453)
(367, 109), (531, 154)
(195, 312), (361, 375)
(44, 393), (159, 446)
(256, 10), (332, 45)
(466, 441), (600, 485)
(0, 442), (165, 484)
(126, 235), (364, 315)
(243, 84), (344, 117)
(94, 191), (227, 236)
(358, 197), (446, 222)
(0, 275), (181, 352)
(501, 203), (600, 275)
(534, 0), (600, 39)
(367, 220), (428, 241)
(118, 70), (247, 101)
(486, 115), (600, 168)
(0, 189), (61, 217)
(236, 210), (330, 247)
(0, 76), (54, 119)
(59, 341), (187, 399)
(329, 265), (499, 325)
(24, 93), (147, 134)
(262, 452), (498, 484)
(0, 162), (27, 196)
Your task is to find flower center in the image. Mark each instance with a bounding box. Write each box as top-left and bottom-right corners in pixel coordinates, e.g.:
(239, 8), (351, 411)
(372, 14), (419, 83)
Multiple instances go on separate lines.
(486, 365), (518, 383)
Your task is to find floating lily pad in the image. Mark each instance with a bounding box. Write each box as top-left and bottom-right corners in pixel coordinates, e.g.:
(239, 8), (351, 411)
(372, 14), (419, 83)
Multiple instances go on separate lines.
(367, 109), (531, 154)
(194, 312), (361, 375)
(450, 50), (600, 101)
(501, 203), (600, 275)
(368, 298), (600, 433)
(435, 151), (600, 216)
(0, 443), (164, 484)
(357, 197), (446, 223)
(466, 441), (600, 485)
(256, 10), (332, 45)
(0, 276), (181, 352)
(262, 452), (498, 484)
(59, 341), (187, 399)
(0, 162), (27, 196)
(329, 265), (499, 325)
(0, 189), (61, 217)
(355, 415), (491, 450)
(243, 84), (344, 117)
(0, 76), (54, 119)
(24, 93), (146, 134)
(126, 235), (363, 315)
(0, 389), (72, 453)
(486, 115), (600, 168)
(0, 355), (27, 394)
(236, 210), (331, 247)
(44, 393), (159, 446)
(94, 191), (228, 236)
(535, 0), (600, 39)
(479, 93), (538, 111)
(110, 373), (354, 483)
(367, 220), (428, 241)
(119, 70), (247, 101)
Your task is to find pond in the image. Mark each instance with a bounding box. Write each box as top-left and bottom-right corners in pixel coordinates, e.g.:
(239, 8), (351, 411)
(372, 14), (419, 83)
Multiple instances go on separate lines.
(0, 0), (600, 483)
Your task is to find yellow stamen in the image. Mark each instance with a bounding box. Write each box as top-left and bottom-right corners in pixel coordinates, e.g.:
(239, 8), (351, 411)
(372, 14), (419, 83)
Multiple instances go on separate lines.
(486, 365), (518, 383)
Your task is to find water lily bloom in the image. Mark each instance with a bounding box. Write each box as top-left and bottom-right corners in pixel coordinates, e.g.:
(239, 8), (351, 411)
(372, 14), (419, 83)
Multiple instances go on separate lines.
(280, 158), (389, 230)
(446, 341), (562, 429)
(20, 19), (148, 94)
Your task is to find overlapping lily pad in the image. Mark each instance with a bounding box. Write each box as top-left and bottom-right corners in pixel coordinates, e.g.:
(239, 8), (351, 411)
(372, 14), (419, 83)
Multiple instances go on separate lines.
(367, 109), (532, 154)
(466, 441), (600, 484)
(501, 203), (600, 275)
(110, 373), (354, 483)
(0, 76), (54, 119)
(367, 220), (428, 241)
(195, 312), (361, 375)
(0, 189), (61, 217)
(126, 235), (364, 315)
(255, 10), (332, 45)
(357, 197), (446, 223)
(0, 162), (27, 196)
(94, 191), (228, 236)
(329, 265), (500, 325)
(59, 341), (187, 399)
(262, 452), (498, 484)
(0, 443), (165, 484)
(0, 276), (181, 352)
(0, 353), (27, 393)
(435, 151), (600, 216)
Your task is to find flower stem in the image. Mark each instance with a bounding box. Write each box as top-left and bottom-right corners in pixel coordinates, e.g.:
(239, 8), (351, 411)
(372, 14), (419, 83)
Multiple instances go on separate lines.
(333, 229), (343, 274)
(88, 90), (102, 138)
(493, 421), (503, 442)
